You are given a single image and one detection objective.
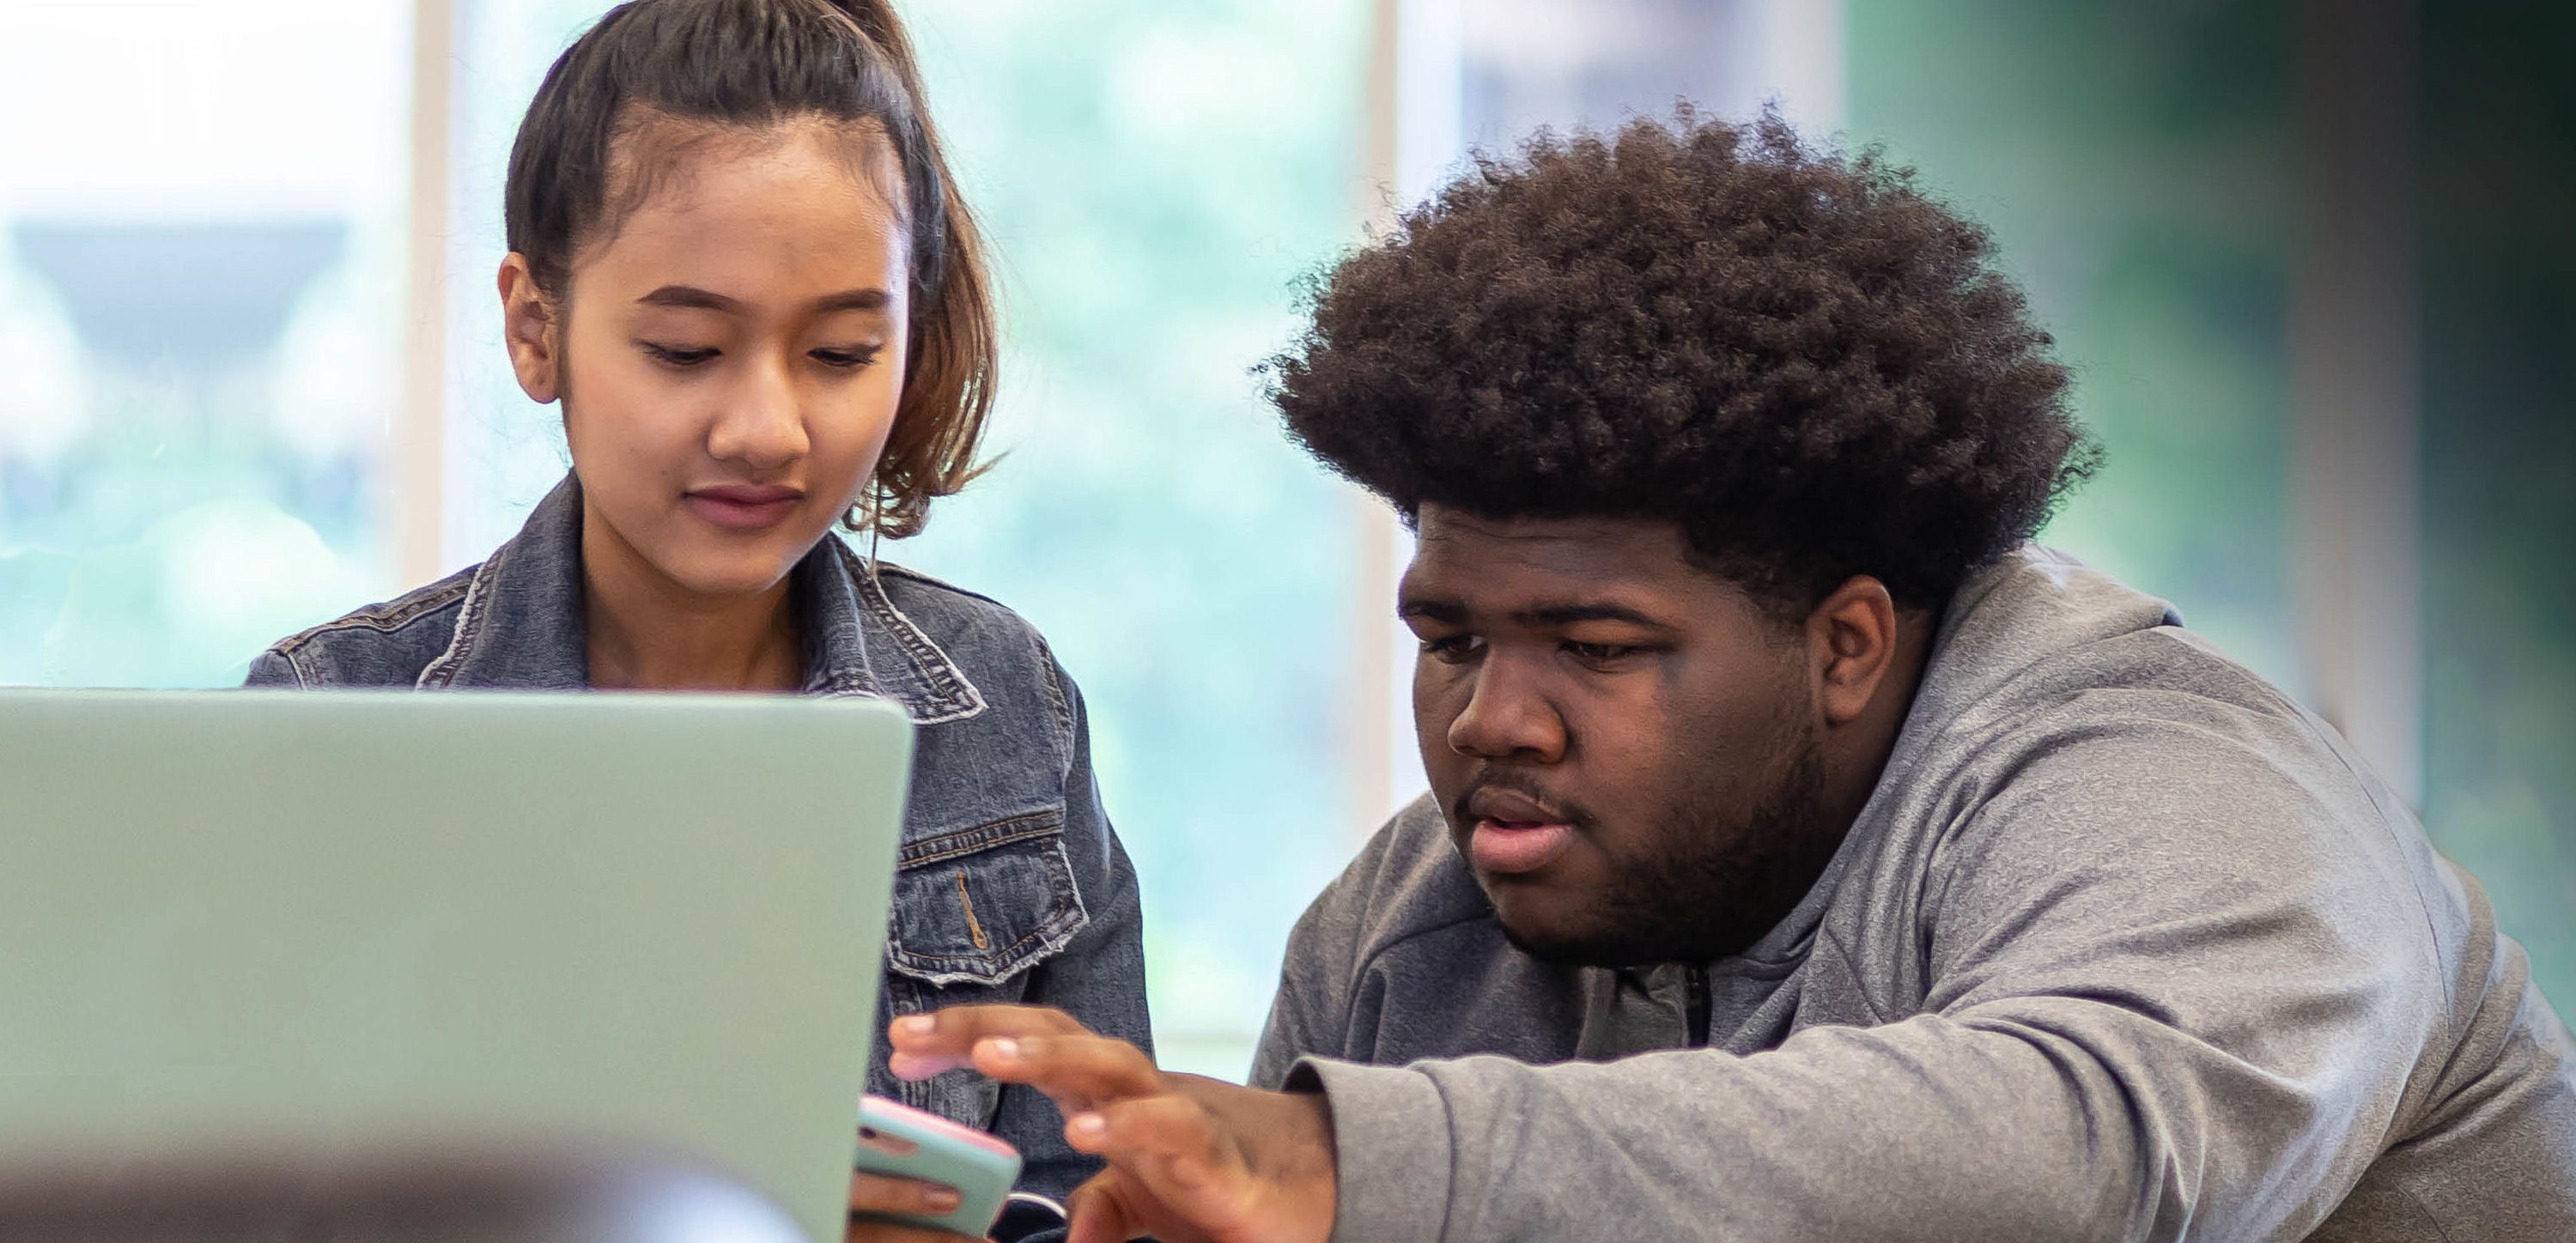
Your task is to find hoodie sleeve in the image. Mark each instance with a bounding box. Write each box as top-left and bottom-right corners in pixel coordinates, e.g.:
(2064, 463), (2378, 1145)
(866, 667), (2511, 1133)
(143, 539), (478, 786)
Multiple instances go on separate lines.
(1302, 718), (2461, 1243)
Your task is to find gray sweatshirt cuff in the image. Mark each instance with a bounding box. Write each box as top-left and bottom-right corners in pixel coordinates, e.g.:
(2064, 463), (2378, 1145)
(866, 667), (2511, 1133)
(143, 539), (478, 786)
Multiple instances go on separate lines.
(1287, 1057), (1453, 1243)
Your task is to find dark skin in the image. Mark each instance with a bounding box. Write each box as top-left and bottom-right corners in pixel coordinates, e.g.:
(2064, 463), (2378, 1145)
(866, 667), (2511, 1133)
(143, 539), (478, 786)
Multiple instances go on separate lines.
(1406, 507), (1929, 963)
(891, 506), (1933, 1241)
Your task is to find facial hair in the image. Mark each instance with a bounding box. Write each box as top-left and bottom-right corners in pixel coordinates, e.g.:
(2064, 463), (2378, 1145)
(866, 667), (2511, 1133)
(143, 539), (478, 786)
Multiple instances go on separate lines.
(1497, 729), (1844, 968)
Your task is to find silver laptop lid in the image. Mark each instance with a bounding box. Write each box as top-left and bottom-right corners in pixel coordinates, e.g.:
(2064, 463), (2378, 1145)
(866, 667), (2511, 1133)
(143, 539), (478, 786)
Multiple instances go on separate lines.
(0, 689), (912, 1243)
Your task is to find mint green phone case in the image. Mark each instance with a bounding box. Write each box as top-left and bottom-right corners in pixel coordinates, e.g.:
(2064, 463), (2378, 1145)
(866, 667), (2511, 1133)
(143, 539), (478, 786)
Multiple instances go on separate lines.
(853, 1094), (1024, 1236)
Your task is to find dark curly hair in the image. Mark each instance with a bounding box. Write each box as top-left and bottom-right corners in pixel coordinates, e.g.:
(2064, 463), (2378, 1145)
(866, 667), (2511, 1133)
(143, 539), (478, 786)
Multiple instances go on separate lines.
(1271, 108), (2096, 613)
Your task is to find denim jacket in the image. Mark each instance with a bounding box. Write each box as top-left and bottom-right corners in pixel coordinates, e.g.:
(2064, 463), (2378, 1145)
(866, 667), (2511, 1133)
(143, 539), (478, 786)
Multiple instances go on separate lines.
(245, 475), (1150, 1232)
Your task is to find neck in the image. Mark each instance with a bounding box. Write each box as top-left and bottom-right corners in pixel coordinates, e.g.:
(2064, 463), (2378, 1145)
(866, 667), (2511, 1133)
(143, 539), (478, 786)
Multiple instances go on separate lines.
(579, 497), (803, 692)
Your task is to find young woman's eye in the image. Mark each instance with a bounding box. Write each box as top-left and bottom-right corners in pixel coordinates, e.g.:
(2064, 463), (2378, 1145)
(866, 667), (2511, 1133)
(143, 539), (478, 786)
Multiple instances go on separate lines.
(1420, 634), (1485, 664)
(811, 345), (884, 369)
(640, 342), (719, 367)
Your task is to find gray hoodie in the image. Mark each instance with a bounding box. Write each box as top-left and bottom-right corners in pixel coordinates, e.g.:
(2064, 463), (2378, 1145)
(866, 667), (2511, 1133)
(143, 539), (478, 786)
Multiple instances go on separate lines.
(1253, 548), (2576, 1241)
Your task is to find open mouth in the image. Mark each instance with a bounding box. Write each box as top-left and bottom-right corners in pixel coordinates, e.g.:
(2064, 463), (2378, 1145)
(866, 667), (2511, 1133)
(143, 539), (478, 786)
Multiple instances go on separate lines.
(1461, 785), (1582, 875)
(1469, 817), (1577, 874)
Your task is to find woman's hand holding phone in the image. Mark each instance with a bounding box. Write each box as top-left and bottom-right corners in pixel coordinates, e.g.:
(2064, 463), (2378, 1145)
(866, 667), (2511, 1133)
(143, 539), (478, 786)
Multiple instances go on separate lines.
(847, 1169), (986, 1242)
(846, 1092), (1024, 1242)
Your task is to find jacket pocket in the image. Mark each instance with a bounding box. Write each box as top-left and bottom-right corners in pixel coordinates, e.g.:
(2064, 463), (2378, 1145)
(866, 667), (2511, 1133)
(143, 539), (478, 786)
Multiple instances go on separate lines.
(884, 807), (1090, 987)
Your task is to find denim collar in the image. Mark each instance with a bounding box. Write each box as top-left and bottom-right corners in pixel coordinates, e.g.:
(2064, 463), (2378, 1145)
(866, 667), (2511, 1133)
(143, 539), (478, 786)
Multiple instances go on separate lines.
(416, 473), (984, 722)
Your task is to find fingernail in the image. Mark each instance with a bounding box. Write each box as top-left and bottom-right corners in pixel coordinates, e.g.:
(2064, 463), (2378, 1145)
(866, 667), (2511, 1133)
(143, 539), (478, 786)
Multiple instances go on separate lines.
(896, 1015), (935, 1036)
(984, 1037), (1021, 1063)
(1069, 1112), (1106, 1138)
(925, 1188), (961, 1212)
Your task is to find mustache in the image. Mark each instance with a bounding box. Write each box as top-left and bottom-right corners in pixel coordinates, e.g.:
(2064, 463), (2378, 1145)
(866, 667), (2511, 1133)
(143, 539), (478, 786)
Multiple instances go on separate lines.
(1449, 767), (1595, 832)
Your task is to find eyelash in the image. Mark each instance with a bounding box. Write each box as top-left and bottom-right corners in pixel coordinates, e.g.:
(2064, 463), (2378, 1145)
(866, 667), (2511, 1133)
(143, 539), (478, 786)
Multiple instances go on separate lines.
(641, 343), (718, 367)
(810, 346), (883, 369)
(1420, 637), (1646, 666)
(1421, 635), (1483, 664)
(1564, 641), (1641, 663)
(638, 343), (884, 370)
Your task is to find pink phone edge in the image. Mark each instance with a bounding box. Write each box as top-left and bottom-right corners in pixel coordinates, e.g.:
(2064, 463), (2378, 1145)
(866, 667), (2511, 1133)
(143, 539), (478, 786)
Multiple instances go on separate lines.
(859, 1093), (1021, 1159)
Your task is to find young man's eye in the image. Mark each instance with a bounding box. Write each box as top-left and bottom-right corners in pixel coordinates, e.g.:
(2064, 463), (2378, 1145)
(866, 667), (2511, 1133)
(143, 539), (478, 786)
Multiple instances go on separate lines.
(811, 345), (884, 369)
(1420, 634), (1485, 664)
(640, 342), (719, 367)
(1564, 640), (1641, 663)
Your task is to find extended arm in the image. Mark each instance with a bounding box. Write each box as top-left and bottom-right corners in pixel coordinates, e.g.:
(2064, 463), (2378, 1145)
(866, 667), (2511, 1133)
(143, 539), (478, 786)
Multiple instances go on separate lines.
(1302, 726), (2450, 1241)
(914, 725), (2453, 1243)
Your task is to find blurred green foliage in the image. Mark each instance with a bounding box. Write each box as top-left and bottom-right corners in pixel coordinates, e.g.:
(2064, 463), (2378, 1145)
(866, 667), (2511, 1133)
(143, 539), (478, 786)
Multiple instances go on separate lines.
(1849, 0), (2575, 1010)
(0, 361), (380, 688)
(1847, 0), (2301, 694)
(891, 0), (1370, 1079)
(2418, 0), (2576, 1011)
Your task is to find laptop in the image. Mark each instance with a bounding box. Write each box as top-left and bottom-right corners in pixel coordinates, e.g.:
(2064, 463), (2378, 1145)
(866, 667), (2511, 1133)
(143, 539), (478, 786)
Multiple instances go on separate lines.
(0, 689), (913, 1243)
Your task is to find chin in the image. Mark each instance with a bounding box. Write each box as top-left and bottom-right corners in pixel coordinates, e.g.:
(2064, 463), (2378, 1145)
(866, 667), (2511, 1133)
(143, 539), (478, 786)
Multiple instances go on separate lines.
(1486, 881), (1683, 968)
(1485, 888), (1604, 966)
(1496, 918), (1627, 968)
(660, 544), (805, 598)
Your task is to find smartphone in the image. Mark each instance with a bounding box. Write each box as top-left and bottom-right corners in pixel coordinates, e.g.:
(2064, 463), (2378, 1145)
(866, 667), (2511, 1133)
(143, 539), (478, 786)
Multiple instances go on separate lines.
(853, 1094), (1023, 1237)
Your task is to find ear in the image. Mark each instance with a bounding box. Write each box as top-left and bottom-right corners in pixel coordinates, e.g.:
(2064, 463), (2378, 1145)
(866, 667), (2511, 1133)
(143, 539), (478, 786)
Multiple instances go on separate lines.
(498, 254), (562, 404)
(1804, 575), (1899, 729)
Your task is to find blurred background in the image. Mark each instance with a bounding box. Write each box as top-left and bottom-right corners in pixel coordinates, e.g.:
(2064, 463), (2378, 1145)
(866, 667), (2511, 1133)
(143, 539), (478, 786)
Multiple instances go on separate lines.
(0, 0), (2566, 1080)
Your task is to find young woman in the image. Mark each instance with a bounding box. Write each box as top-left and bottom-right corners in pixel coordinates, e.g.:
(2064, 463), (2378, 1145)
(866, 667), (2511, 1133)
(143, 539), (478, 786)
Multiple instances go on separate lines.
(246, 3), (1146, 1238)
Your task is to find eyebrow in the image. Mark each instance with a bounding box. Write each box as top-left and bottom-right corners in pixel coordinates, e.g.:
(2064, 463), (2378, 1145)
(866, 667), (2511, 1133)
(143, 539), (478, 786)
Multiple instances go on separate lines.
(635, 285), (891, 314)
(810, 288), (893, 314)
(1397, 598), (1468, 624)
(1518, 603), (1666, 628)
(1396, 598), (1668, 629)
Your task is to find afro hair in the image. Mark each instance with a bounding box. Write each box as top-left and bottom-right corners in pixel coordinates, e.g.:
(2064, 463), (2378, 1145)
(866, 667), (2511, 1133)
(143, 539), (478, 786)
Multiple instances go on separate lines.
(1270, 107), (2098, 612)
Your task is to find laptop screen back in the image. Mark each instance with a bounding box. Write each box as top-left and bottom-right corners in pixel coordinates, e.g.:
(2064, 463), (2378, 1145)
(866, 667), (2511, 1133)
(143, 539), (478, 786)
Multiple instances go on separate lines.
(0, 690), (912, 1243)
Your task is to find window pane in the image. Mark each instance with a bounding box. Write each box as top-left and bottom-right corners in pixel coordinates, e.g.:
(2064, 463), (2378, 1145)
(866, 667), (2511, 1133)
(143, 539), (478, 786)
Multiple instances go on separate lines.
(441, 0), (621, 571)
(896, 0), (1369, 1079)
(2419, 3), (2576, 1014)
(0, 0), (411, 687)
(1847, 1), (2304, 696)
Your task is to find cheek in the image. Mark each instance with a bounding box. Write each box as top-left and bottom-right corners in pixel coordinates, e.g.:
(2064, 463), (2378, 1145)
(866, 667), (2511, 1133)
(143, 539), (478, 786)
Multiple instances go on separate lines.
(1411, 660), (1468, 755)
(1551, 676), (1710, 789)
(810, 360), (905, 496)
(1586, 684), (1783, 814)
(561, 341), (693, 482)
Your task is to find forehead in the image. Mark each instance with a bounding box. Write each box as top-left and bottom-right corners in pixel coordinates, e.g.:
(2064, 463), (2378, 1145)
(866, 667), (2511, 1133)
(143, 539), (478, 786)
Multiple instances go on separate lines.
(580, 120), (905, 288)
(1405, 506), (1720, 601)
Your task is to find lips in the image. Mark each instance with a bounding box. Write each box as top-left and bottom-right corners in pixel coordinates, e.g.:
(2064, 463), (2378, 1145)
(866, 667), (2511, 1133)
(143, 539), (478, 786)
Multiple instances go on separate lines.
(684, 483), (804, 531)
(1462, 786), (1580, 876)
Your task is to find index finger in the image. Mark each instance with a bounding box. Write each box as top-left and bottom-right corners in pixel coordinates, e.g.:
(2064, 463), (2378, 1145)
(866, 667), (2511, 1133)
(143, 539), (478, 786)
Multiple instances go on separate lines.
(887, 1004), (1086, 1079)
(970, 1029), (1163, 1113)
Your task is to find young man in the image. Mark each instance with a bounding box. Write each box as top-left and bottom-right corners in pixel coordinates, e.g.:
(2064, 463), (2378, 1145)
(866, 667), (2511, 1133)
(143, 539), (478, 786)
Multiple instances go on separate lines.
(888, 112), (2576, 1241)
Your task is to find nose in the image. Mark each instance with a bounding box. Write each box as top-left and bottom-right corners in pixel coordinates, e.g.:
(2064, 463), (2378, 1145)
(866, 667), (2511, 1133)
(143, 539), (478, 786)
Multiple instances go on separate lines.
(706, 348), (810, 471)
(1443, 657), (1566, 763)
